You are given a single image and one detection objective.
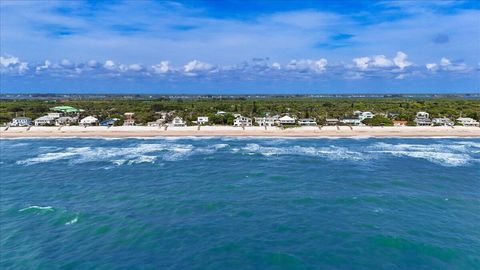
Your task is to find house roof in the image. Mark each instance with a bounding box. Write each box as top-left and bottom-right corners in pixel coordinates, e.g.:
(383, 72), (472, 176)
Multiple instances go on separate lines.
(35, 116), (55, 121)
(50, 106), (84, 113)
(80, 116), (98, 121)
(279, 115), (295, 120)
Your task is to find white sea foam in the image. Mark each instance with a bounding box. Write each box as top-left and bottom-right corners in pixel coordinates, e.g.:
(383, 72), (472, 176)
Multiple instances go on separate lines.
(17, 152), (79, 165)
(65, 216), (78, 225)
(16, 143), (197, 165)
(239, 143), (365, 160)
(369, 142), (476, 166)
(19, 205), (54, 212)
(127, 155), (157, 164)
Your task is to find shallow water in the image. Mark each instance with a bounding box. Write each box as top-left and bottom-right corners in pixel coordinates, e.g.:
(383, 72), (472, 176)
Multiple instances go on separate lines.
(1, 137), (479, 269)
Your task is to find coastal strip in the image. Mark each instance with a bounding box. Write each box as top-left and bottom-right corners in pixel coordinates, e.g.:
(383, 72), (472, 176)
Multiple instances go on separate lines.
(2, 126), (480, 138)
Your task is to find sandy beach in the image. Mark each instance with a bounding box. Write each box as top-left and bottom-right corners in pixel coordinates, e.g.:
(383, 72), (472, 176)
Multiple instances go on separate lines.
(1, 125), (480, 138)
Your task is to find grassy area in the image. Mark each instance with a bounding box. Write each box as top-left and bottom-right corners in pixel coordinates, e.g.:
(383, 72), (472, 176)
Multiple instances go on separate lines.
(1, 97), (479, 125)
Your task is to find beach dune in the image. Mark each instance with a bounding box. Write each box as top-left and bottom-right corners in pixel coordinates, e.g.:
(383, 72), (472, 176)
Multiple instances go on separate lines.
(1, 125), (480, 138)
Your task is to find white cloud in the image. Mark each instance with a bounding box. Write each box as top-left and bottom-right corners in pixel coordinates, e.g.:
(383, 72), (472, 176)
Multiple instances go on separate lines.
(18, 62), (29, 74)
(184, 60), (213, 73)
(104, 60), (116, 70)
(352, 57), (370, 70)
(60, 59), (74, 68)
(426, 63), (438, 71)
(287, 58), (327, 73)
(36, 60), (51, 72)
(371, 55), (393, 68)
(1, 53), (475, 81)
(271, 62), (281, 69)
(87, 60), (100, 68)
(427, 57), (468, 72)
(440, 57), (451, 67)
(128, 64), (143, 72)
(0, 55), (29, 74)
(152, 61), (172, 73)
(393, 51), (412, 70)
(0, 55), (19, 67)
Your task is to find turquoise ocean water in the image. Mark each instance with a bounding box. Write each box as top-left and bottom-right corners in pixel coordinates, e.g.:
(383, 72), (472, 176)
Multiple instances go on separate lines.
(1, 137), (479, 269)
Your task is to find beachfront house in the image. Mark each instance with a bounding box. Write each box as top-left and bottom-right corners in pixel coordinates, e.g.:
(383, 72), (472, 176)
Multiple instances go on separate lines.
(414, 111), (432, 126)
(355, 111), (375, 121)
(298, 118), (317, 126)
(47, 112), (63, 119)
(10, 117), (32, 127)
(393, 120), (408, 127)
(80, 116), (98, 126)
(100, 118), (119, 126)
(170, 116), (186, 127)
(34, 116), (56, 126)
(456, 117), (480, 127)
(197, 116), (209, 125)
(325, 118), (339, 125)
(340, 118), (362, 126)
(254, 115), (280, 127)
(55, 116), (77, 126)
(279, 115), (296, 125)
(233, 115), (252, 127)
(432, 117), (453, 126)
(123, 113), (135, 126)
(147, 119), (165, 127)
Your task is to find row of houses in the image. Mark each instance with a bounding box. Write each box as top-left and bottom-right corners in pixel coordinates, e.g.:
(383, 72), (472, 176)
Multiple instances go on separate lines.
(413, 112), (479, 127)
(8, 109), (480, 127)
(324, 111), (479, 127)
(9, 110), (136, 127)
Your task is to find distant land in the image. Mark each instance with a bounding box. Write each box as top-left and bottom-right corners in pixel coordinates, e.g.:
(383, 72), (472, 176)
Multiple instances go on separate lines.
(1, 93), (480, 100)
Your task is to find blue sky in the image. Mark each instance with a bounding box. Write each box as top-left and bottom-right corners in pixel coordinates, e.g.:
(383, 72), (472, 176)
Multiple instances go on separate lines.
(0, 0), (479, 93)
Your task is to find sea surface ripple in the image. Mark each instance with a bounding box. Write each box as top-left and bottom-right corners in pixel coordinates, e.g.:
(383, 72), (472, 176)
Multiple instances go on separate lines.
(1, 137), (479, 269)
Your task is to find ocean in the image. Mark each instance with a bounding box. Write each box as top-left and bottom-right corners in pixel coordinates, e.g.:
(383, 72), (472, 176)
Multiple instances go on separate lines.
(1, 137), (479, 269)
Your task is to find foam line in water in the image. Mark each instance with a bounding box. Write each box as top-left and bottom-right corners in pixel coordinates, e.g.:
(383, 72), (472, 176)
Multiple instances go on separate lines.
(65, 216), (78, 225)
(19, 206), (54, 212)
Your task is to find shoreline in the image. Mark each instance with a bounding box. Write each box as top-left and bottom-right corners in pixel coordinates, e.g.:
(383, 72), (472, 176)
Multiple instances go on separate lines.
(1, 126), (480, 138)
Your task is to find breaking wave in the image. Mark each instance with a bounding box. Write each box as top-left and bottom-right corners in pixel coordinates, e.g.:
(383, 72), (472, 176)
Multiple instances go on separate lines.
(240, 143), (365, 160)
(12, 139), (480, 167)
(369, 142), (479, 167)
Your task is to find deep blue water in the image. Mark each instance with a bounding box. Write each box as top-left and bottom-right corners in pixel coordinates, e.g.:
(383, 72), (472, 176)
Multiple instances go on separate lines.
(1, 137), (479, 269)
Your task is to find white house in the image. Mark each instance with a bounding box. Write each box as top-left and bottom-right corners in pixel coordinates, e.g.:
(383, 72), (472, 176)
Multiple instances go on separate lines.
(279, 115), (296, 125)
(432, 117), (453, 126)
(147, 119), (165, 127)
(325, 118), (339, 125)
(123, 112), (135, 126)
(416, 111), (430, 119)
(197, 116), (209, 124)
(47, 112), (63, 119)
(358, 111), (375, 121)
(414, 111), (431, 126)
(80, 116), (98, 126)
(456, 117), (479, 127)
(233, 115), (252, 127)
(298, 118), (317, 126)
(170, 116), (186, 127)
(340, 118), (363, 126)
(34, 116), (56, 126)
(254, 115), (280, 126)
(10, 117), (32, 127)
(55, 116), (77, 126)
